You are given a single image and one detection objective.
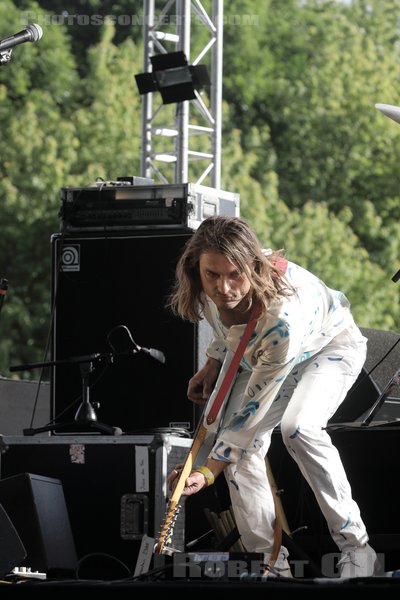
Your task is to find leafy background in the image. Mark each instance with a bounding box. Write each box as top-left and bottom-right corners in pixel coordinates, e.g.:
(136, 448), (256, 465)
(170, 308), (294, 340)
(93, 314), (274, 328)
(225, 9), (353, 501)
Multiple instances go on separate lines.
(0, 0), (399, 380)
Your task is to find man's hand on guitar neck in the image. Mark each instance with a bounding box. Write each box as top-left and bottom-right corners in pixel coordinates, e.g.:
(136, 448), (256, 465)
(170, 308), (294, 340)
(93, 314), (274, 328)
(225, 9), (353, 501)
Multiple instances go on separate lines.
(170, 469), (208, 496)
(167, 458), (227, 496)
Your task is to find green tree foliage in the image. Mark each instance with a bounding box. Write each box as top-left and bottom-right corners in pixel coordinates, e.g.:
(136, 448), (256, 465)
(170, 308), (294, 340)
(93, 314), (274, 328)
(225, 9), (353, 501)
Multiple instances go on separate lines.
(0, 0), (399, 381)
(0, 2), (142, 377)
(222, 0), (399, 328)
(69, 19), (142, 183)
(0, 1), (79, 375)
(17, 0), (144, 73)
(259, 0), (400, 268)
(221, 124), (397, 330)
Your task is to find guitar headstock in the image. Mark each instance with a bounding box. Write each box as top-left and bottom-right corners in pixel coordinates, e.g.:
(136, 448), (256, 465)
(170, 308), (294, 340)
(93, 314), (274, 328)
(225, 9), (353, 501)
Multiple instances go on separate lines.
(153, 413), (210, 556)
(154, 500), (181, 555)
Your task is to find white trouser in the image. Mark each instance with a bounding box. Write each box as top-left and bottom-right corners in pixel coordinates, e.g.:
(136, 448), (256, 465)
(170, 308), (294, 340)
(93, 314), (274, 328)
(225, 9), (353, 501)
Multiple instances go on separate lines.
(221, 324), (368, 554)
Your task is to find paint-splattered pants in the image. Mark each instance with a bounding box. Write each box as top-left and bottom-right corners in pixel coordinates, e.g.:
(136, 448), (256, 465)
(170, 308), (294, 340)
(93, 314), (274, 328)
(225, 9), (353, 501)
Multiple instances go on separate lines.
(222, 322), (369, 554)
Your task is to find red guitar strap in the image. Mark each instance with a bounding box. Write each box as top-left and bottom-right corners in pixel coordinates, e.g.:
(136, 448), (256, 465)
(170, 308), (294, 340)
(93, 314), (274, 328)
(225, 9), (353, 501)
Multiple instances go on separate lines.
(275, 256), (288, 274)
(206, 305), (260, 425)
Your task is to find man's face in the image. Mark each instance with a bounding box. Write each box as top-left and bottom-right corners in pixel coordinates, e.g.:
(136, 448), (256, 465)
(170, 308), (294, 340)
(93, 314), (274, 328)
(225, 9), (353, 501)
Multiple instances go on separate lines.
(199, 251), (251, 311)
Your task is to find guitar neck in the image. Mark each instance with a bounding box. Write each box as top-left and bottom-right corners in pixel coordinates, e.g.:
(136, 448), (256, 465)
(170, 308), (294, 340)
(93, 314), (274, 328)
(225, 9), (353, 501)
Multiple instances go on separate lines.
(154, 352), (235, 555)
(168, 423), (207, 504)
(154, 423), (207, 554)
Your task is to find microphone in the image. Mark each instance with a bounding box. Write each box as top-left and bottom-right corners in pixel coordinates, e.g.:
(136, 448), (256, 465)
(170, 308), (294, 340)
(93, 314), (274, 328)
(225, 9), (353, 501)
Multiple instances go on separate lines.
(107, 324), (166, 364)
(0, 278), (8, 314)
(107, 324), (137, 354)
(140, 346), (166, 364)
(0, 24), (43, 52)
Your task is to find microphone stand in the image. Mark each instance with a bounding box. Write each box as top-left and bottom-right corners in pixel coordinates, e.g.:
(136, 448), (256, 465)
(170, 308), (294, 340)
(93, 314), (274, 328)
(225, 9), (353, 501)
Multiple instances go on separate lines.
(361, 369), (400, 426)
(10, 352), (121, 436)
(11, 338), (166, 436)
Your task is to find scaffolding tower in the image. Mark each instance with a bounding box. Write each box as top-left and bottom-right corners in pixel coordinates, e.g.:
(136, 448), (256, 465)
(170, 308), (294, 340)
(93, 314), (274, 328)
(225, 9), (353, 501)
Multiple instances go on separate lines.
(139, 0), (223, 187)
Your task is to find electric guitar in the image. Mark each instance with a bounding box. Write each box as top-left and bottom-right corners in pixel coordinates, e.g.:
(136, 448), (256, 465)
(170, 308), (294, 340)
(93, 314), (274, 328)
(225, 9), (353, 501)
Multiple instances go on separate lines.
(154, 352), (235, 555)
(153, 353), (284, 566)
(154, 304), (284, 559)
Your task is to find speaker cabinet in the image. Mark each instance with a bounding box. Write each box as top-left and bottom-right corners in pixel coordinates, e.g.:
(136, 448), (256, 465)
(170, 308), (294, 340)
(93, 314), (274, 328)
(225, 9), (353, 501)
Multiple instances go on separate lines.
(328, 366), (380, 423)
(51, 232), (211, 434)
(329, 327), (400, 424)
(0, 436), (192, 578)
(361, 328), (400, 400)
(0, 379), (49, 435)
(0, 503), (26, 578)
(0, 473), (77, 574)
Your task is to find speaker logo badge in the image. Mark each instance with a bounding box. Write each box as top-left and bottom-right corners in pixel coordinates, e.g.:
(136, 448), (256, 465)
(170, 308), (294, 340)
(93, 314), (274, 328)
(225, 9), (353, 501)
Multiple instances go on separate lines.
(60, 245), (80, 272)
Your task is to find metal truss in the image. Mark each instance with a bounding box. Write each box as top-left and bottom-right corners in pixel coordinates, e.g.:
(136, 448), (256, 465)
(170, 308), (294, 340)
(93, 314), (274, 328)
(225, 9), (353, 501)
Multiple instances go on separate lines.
(139, 0), (223, 187)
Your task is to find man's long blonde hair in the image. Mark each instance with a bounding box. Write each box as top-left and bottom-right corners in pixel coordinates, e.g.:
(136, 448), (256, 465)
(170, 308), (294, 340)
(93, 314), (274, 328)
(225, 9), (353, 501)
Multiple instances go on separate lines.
(167, 216), (294, 323)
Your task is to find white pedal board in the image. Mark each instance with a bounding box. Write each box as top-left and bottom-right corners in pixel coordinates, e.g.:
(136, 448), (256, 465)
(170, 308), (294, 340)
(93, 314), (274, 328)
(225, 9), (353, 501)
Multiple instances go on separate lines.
(11, 567), (46, 580)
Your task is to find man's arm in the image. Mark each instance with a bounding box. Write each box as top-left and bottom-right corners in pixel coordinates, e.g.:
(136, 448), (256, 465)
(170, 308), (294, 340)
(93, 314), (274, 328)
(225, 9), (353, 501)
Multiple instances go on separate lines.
(187, 357), (222, 404)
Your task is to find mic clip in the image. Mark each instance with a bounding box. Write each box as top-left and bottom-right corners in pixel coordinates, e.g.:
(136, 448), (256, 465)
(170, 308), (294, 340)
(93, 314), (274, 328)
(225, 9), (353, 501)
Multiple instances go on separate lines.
(107, 324), (166, 364)
(0, 48), (12, 65)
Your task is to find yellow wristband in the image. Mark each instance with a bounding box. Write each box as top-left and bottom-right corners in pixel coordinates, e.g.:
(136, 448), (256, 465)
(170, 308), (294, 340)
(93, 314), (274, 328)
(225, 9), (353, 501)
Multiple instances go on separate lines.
(195, 466), (215, 487)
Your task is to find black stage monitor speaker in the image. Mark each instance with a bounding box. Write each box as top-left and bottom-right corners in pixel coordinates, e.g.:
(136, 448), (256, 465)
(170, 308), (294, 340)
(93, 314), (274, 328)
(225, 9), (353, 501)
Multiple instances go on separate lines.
(360, 328), (400, 400)
(329, 327), (400, 424)
(0, 436), (191, 577)
(328, 366), (380, 423)
(0, 473), (77, 574)
(0, 503), (26, 578)
(51, 232), (211, 434)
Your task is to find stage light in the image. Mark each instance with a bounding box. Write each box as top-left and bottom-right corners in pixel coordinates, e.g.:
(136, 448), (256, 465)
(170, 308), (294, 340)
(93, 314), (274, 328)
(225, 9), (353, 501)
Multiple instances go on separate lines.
(135, 51), (210, 105)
